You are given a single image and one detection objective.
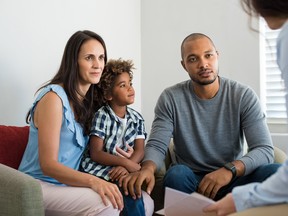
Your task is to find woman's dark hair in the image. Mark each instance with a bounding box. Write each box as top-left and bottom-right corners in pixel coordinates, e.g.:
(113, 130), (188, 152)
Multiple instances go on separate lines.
(241, 0), (288, 18)
(26, 30), (107, 135)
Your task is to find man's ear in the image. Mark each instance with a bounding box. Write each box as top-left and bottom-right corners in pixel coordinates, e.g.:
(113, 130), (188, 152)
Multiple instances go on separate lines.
(181, 60), (186, 71)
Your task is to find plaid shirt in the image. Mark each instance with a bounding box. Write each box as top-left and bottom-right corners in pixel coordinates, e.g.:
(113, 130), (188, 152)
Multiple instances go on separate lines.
(81, 105), (146, 181)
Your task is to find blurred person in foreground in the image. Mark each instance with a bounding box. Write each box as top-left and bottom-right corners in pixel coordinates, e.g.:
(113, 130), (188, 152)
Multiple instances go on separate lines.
(204, 0), (288, 215)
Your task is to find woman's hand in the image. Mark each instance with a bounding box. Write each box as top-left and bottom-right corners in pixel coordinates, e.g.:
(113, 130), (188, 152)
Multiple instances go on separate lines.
(90, 177), (124, 211)
(203, 193), (236, 216)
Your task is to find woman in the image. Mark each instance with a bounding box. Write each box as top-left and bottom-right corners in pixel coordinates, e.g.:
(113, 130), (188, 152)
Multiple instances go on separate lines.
(204, 1), (288, 215)
(18, 30), (153, 216)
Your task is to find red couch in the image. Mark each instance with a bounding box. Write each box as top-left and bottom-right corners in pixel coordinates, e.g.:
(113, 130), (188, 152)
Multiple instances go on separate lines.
(0, 125), (44, 216)
(0, 125), (29, 168)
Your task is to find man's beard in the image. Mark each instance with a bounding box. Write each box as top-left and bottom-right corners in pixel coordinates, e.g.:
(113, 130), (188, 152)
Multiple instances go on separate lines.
(191, 73), (218, 86)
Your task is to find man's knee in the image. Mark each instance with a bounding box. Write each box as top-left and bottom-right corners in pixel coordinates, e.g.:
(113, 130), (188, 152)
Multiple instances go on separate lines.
(163, 164), (197, 193)
(257, 163), (281, 178)
(243, 163), (282, 185)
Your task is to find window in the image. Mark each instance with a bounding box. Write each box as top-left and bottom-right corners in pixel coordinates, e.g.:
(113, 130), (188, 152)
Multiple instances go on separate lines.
(260, 18), (287, 127)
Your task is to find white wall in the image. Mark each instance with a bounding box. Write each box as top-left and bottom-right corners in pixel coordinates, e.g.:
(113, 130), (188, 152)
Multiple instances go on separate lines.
(141, 0), (260, 132)
(1, 0), (279, 147)
(0, 0), (141, 126)
(140, 0), (287, 152)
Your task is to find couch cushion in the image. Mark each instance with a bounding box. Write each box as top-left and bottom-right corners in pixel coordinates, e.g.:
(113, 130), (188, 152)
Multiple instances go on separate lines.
(0, 125), (29, 169)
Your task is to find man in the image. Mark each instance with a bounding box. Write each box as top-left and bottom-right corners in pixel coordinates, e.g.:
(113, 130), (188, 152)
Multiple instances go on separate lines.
(120, 33), (280, 202)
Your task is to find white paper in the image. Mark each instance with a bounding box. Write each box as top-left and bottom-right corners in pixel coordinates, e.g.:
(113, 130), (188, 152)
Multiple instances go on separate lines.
(155, 187), (216, 216)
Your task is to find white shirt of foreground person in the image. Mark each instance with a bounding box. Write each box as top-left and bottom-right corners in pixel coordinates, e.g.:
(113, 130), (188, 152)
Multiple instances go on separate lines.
(232, 20), (288, 211)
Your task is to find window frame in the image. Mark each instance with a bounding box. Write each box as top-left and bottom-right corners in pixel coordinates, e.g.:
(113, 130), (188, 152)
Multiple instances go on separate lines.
(260, 18), (288, 133)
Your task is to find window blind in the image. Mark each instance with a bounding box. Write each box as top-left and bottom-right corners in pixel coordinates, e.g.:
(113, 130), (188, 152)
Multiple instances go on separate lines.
(261, 19), (287, 121)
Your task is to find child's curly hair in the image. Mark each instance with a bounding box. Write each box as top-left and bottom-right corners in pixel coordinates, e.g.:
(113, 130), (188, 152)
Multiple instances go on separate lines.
(99, 58), (134, 104)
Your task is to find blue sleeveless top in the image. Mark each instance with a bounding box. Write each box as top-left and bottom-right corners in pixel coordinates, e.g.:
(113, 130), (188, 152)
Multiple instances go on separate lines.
(18, 84), (88, 185)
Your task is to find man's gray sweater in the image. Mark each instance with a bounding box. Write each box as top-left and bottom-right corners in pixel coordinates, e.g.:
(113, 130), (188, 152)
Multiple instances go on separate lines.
(144, 76), (274, 175)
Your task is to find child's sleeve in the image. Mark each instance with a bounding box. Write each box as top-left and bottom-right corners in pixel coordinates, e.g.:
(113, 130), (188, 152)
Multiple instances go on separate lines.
(90, 110), (107, 139)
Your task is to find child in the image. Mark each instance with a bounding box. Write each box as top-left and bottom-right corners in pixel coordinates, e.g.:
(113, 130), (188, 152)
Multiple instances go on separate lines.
(81, 58), (151, 216)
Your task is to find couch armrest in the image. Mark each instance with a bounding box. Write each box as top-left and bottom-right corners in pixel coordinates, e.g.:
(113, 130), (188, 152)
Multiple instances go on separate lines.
(0, 164), (44, 216)
(274, 146), (287, 164)
(152, 139), (175, 212)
